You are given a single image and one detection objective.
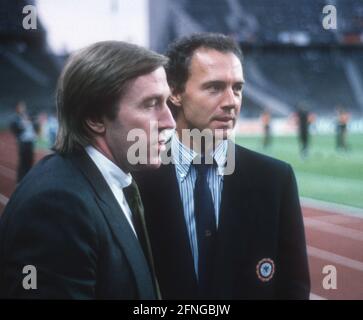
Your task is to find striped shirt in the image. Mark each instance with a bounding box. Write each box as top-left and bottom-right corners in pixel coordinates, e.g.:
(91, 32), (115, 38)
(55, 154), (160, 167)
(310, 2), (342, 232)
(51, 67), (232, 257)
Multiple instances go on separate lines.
(171, 133), (227, 277)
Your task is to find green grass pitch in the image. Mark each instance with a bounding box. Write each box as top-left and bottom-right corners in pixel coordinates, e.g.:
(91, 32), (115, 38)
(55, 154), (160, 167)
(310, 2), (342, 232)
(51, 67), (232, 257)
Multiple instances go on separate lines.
(236, 133), (363, 209)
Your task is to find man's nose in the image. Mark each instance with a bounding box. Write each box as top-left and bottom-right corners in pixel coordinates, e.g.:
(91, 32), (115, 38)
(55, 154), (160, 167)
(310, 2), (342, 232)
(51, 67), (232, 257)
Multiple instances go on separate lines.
(159, 103), (176, 130)
(221, 87), (239, 109)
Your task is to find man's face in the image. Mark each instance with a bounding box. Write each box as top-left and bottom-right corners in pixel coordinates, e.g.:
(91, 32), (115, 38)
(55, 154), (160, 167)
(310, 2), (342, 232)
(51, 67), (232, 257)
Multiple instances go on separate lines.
(103, 67), (175, 172)
(175, 48), (244, 139)
(16, 102), (26, 115)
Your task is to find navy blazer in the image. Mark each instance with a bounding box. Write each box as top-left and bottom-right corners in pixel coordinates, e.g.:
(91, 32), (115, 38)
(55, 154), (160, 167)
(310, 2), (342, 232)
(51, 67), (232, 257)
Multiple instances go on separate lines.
(135, 144), (310, 299)
(0, 149), (155, 299)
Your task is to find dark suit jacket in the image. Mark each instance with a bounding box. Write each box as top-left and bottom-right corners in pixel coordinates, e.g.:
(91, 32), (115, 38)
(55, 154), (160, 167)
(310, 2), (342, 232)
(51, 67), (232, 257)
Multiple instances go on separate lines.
(0, 149), (155, 299)
(135, 144), (310, 299)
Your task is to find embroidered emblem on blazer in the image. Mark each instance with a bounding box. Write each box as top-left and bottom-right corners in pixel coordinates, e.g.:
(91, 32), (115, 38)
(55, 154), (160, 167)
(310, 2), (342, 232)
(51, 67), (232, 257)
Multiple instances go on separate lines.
(256, 258), (275, 282)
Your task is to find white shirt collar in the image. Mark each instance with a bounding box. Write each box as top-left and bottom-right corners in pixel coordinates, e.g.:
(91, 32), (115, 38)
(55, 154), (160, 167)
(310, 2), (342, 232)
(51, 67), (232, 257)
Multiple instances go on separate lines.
(85, 145), (132, 189)
(171, 132), (228, 181)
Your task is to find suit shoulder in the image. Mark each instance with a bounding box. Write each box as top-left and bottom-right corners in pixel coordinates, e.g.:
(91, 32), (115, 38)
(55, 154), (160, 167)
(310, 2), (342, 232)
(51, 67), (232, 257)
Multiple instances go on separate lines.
(1, 164), (99, 243)
(235, 144), (291, 171)
(232, 144), (293, 183)
(5, 153), (96, 217)
(19, 153), (93, 195)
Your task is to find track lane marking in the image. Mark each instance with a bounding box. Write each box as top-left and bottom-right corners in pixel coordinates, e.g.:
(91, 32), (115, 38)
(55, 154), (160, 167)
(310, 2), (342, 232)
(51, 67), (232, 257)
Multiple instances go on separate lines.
(307, 246), (363, 272)
(304, 218), (363, 242)
(0, 193), (9, 206)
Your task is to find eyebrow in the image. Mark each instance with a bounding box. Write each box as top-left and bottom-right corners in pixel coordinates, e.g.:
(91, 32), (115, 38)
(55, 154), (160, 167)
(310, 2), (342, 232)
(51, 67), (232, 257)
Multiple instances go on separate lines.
(201, 80), (245, 89)
(141, 92), (171, 103)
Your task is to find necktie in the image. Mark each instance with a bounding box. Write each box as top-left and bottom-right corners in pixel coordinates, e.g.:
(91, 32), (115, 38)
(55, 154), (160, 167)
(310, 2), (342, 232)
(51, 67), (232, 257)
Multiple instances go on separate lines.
(123, 179), (161, 299)
(193, 159), (217, 298)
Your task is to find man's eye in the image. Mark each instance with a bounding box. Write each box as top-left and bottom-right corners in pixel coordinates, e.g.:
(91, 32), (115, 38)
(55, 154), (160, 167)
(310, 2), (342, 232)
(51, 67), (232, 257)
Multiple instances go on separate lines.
(208, 84), (221, 92)
(146, 99), (158, 108)
(233, 85), (243, 94)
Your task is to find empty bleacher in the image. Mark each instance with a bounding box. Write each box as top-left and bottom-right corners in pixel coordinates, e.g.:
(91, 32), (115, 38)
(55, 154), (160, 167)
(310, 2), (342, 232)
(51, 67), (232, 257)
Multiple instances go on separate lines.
(0, 0), (62, 126)
(244, 47), (359, 115)
(158, 0), (363, 117)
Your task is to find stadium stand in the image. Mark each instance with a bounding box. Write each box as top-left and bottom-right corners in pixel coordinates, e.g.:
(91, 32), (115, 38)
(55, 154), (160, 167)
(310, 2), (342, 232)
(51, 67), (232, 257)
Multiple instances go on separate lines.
(244, 48), (358, 115)
(150, 0), (363, 118)
(1, 1), (362, 122)
(0, 0), (62, 127)
(183, 0), (231, 35)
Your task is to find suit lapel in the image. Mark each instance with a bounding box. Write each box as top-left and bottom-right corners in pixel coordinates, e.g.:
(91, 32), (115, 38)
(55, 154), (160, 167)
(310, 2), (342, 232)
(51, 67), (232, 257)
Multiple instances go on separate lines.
(157, 164), (198, 287)
(69, 149), (155, 299)
(212, 145), (257, 295)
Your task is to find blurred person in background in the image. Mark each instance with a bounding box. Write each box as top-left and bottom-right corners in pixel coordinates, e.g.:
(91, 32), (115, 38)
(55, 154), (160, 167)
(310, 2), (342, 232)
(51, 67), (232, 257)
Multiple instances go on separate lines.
(46, 112), (59, 149)
(295, 103), (315, 159)
(9, 101), (36, 183)
(261, 109), (272, 149)
(336, 106), (350, 151)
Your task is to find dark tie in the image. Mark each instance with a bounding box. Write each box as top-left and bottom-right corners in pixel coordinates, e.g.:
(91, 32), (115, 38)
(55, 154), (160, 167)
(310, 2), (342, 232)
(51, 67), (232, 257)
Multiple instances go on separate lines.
(123, 179), (161, 299)
(193, 159), (217, 298)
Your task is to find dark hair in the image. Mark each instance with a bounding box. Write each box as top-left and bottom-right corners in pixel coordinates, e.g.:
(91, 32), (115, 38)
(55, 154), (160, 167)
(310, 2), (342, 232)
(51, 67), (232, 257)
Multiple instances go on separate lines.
(55, 41), (168, 154)
(165, 33), (243, 94)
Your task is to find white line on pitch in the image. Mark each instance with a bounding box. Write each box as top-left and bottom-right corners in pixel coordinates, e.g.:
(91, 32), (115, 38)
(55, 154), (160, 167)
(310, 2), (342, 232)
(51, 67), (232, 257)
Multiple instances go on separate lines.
(304, 217), (363, 242)
(309, 293), (327, 300)
(0, 164), (15, 179)
(307, 246), (363, 272)
(0, 193), (9, 206)
(301, 197), (363, 218)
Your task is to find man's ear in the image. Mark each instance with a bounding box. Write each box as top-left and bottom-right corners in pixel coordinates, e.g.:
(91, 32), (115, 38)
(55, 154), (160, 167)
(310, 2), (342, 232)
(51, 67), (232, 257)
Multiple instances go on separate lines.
(169, 92), (182, 107)
(85, 118), (105, 134)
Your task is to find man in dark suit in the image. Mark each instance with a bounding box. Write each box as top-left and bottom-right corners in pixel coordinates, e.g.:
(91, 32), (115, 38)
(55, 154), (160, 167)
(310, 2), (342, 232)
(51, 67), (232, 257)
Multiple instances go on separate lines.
(135, 33), (310, 299)
(0, 41), (175, 299)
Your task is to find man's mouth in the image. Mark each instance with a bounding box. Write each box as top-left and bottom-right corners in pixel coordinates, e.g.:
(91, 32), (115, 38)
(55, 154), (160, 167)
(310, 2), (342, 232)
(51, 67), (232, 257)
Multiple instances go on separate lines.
(158, 128), (174, 144)
(214, 116), (234, 122)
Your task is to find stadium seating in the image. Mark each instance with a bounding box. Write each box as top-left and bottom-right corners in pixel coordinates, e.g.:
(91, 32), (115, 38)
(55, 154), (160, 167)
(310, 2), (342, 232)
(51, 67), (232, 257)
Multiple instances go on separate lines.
(245, 48), (358, 115)
(0, 0), (62, 126)
(159, 0), (363, 117)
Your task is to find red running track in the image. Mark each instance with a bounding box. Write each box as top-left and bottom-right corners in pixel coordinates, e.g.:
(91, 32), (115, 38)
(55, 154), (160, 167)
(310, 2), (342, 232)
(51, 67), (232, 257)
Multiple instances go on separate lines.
(0, 131), (362, 300)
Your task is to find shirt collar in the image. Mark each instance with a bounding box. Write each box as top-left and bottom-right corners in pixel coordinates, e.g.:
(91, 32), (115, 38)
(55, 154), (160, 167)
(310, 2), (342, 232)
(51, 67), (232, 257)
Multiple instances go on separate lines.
(213, 138), (228, 176)
(171, 132), (228, 181)
(85, 145), (132, 189)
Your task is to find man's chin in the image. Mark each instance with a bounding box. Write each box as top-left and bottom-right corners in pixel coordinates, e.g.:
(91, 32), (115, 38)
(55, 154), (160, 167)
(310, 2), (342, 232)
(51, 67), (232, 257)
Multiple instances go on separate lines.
(213, 128), (233, 140)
